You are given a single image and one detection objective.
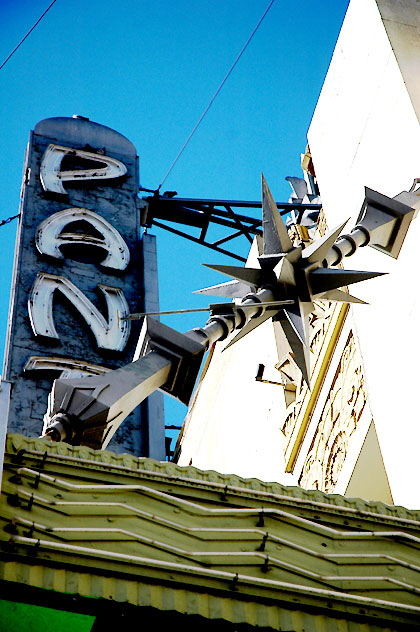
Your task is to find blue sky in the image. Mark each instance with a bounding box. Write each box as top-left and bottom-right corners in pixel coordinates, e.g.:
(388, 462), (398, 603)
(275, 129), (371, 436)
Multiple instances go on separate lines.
(0, 0), (349, 438)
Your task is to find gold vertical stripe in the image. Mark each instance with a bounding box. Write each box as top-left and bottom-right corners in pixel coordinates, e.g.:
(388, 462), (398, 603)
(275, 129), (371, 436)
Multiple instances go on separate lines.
(286, 303), (348, 472)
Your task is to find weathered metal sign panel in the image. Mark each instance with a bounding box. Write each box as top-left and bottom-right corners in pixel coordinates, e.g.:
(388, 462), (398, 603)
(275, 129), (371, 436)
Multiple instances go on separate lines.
(3, 116), (164, 457)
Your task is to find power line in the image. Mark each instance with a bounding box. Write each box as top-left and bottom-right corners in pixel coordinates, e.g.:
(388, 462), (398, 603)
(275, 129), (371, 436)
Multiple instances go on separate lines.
(158, 0), (276, 190)
(0, 213), (19, 228)
(0, 0), (58, 71)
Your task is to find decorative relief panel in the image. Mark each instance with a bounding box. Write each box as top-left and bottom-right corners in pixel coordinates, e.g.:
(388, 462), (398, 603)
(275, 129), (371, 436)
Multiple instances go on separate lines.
(276, 207), (362, 475)
(298, 332), (367, 492)
(278, 299), (346, 470)
(275, 193), (368, 487)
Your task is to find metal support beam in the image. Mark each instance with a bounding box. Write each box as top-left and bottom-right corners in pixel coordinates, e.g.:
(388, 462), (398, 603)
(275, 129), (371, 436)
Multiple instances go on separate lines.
(140, 195), (322, 260)
(43, 289), (275, 448)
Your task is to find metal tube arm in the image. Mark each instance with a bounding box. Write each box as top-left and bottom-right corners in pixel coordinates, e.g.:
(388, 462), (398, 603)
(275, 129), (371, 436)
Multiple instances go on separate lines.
(44, 350), (173, 449)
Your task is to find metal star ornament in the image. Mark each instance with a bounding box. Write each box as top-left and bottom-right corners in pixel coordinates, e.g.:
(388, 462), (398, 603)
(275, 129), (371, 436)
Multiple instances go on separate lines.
(196, 175), (385, 384)
(44, 176), (417, 447)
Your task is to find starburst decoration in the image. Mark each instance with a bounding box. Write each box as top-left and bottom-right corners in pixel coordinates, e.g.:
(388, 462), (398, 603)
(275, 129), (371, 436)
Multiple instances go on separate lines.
(196, 175), (384, 384)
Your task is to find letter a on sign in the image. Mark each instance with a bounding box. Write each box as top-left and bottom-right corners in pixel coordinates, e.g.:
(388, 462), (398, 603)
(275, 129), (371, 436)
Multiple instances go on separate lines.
(36, 207), (130, 270)
(28, 273), (131, 351)
(40, 144), (127, 194)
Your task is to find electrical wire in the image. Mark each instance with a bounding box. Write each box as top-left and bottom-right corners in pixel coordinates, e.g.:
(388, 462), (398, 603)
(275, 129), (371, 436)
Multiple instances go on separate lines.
(0, 0), (58, 71)
(0, 213), (19, 228)
(158, 0), (276, 190)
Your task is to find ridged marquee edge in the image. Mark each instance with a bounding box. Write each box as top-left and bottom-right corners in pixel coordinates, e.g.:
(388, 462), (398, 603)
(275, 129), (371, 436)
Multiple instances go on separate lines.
(5, 433), (420, 523)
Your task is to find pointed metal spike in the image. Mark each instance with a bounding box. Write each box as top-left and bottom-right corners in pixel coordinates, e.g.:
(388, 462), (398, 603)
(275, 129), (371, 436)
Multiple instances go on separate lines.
(274, 307), (311, 386)
(194, 280), (250, 298)
(281, 302), (307, 345)
(315, 289), (368, 304)
(285, 176), (308, 200)
(274, 256), (296, 286)
(302, 220), (349, 263)
(257, 254), (283, 270)
(309, 268), (386, 295)
(284, 245), (303, 264)
(223, 309), (275, 350)
(262, 174), (293, 254)
(204, 264), (264, 287)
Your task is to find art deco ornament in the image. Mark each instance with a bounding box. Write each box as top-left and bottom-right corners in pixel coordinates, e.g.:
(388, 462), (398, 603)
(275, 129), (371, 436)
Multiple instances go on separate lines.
(198, 176), (387, 383)
(43, 176), (418, 448)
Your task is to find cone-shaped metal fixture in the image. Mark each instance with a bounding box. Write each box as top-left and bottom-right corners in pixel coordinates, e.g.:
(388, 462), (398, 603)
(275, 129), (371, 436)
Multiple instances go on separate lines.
(223, 309), (275, 350)
(204, 264), (265, 287)
(274, 256), (296, 286)
(257, 253), (283, 270)
(274, 303), (311, 385)
(302, 220), (349, 263)
(315, 289), (368, 304)
(262, 174), (294, 254)
(309, 269), (386, 296)
(282, 301), (309, 346)
(194, 279), (250, 298)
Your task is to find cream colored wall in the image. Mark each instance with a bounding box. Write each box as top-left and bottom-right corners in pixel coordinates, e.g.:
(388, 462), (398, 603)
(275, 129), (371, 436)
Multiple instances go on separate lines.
(178, 317), (294, 484)
(308, 0), (420, 508)
(177, 240), (294, 484)
(293, 312), (373, 497)
(178, 0), (420, 507)
(345, 421), (393, 505)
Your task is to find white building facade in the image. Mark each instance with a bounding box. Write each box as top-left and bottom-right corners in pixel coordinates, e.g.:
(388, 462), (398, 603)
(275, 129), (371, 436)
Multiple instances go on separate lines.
(177, 0), (420, 509)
